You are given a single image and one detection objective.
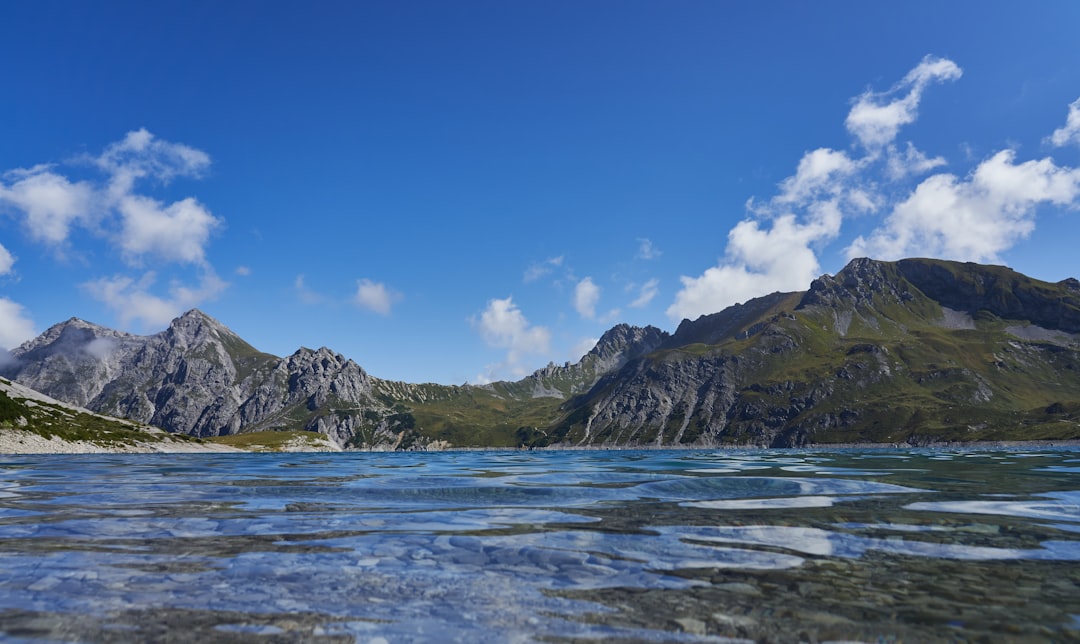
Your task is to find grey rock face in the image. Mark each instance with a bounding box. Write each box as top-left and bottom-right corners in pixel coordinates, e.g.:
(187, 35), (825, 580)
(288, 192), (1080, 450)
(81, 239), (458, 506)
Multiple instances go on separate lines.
(513, 323), (670, 399)
(669, 291), (797, 347)
(5, 318), (140, 408)
(3, 308), (668, 449)
(800, 257), (915, 311)
(1, 310), (394, 447)
(554, 257), (1080, 448)
(11, 257), (1080, 450)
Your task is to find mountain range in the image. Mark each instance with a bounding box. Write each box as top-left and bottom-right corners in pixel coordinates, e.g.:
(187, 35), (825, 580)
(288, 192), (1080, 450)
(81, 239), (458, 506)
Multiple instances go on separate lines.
(3, 257), (1079, 449)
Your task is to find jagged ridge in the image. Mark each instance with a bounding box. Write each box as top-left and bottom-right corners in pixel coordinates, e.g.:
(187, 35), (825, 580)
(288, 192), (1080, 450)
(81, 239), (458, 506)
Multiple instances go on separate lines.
(551, 258), (1080, 447)
(6, 258), (1080, 449)
(1, 311), (413, 448)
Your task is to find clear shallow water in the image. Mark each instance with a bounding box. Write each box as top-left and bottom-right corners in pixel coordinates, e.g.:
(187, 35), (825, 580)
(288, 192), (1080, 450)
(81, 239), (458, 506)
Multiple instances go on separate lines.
(0, 449), (1078, 642)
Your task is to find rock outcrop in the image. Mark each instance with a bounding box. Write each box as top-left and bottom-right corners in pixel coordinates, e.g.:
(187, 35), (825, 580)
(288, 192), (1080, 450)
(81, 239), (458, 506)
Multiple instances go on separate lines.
(1, 310), (404, 448)
(550, 258), (1080, 447)
(7, 258), (1080, 449)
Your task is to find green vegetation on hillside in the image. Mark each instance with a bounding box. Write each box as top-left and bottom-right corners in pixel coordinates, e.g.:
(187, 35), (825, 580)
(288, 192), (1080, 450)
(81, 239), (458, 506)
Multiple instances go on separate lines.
(5, 259), (1080, 450)
(0, 380), (197, 447)
(532, 258), (1080, 448)
(206, 430), (330, 451)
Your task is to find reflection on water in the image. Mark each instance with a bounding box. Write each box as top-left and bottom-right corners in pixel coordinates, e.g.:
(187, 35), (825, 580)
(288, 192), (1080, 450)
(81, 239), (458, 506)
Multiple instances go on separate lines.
(0, 448), (1079, 641)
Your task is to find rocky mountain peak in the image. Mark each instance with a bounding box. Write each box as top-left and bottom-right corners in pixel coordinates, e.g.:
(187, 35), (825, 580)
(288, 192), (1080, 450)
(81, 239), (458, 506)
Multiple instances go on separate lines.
(164, 309), (233, 348)
(11, 317), (132, 360)
(800, 257), (915, 310)
(670, 290), (796, 347)
(590, 324), (669, 361)
(4, 308), (393, 446)
(285, 346), (357, 374)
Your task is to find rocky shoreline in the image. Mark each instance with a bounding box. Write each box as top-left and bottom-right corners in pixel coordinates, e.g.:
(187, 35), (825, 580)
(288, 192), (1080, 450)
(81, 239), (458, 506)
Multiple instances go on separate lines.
(0, 429), (243, 454)
(3, 430), (1078, 455)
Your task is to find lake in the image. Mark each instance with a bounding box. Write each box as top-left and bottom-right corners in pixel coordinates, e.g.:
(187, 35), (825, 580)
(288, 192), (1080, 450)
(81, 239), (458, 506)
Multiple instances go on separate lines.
(1, 448), (1079, 642)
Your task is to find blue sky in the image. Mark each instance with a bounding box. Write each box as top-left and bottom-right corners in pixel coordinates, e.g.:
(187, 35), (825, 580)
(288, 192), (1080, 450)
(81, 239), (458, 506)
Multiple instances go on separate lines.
(2, 1), (1080, 385)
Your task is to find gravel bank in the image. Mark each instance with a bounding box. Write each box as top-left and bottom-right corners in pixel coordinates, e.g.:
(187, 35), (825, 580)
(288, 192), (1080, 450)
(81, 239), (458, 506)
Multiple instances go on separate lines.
(0, 430), (242, 454)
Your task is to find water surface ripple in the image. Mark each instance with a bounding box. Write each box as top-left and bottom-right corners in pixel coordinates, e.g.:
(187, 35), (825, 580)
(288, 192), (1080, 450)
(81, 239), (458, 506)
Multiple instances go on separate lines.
(1, 448), (1079, 642)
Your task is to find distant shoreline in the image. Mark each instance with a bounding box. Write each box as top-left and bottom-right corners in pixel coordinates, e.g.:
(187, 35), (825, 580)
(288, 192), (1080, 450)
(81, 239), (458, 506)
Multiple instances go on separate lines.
(0, 429), (241, 455)
(4, 430), (1079, 455)
(413, 439), (1080, 452)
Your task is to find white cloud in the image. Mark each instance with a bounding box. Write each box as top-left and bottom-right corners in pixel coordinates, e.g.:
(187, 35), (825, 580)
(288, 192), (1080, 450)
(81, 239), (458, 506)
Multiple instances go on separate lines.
(774, 148), (859, 204)
(354, 279), (399, 315)
(82, 270), (227, 329)
(471, 296), (551, 381)
(101, 130), (220, 266)
(672, 138), (860, 321)
(470, 372), (495, 386)
(1, 130), (229, 331)
(668, 204), (841, 321)
(0, 130), (221, 267)
(0, 297), (35, 350)
(845, 55), (962, 149)
(885, 142), (947, 180)
(668, 55), (992, 322)
(629, 278), (659, 308)
(0, 166), (97, 244)
(636, 238), (661, 260)
(95, 127), (210, 194)
(116, 194), (219, 266)
(0, 243), (13, 276)
(848, 150), (1080, 262)
(84, 337), (118, 361)
(523, 255), (564, 283)
(1048, 97), (1080, 148)
(573, 277), (601, 319)
(668, 143), (851, 321)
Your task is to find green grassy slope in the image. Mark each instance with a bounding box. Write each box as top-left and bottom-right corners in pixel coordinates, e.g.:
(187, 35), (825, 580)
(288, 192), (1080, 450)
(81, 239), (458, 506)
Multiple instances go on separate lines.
(0, 378), (203, 448)
(540, 258), (1080, 447)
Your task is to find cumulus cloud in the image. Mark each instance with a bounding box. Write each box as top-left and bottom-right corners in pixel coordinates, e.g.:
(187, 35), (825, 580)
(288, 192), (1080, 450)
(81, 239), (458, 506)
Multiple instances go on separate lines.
(668, 55), (1043, 322)
(523, 255), (564, 283)
(354, 279), (399, 315)
(1, 130), (219, 263)
(773, 148), (859, 204)
(848, 150), (1080, 262)
(670, 138), (866, 320)
(573, 277), (601, 319)
(636, 238), (661, 260)
(669, 204), (842, 321)
(0, 129), (227, 328)
(1048, 97), (1080, 148)
(845, 55), (962, 150)
(628, 278), (659, 308)
(0, 243), (13, 276)
(471, 297), (551, 382)
(0, 297), (35, 350)
(95, 127), (211, 193)
(0, 166), (97, 244)
(115, 194), (219, 265)
(82, 270), (227, 329)
(100, 130), (219, 266)
(667, 152), (852, 321)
